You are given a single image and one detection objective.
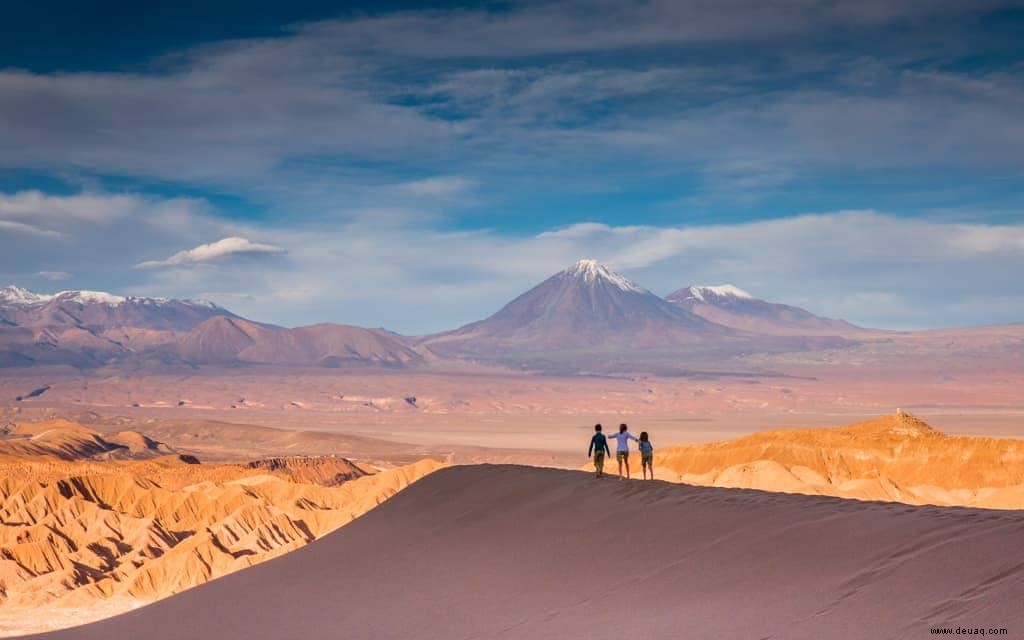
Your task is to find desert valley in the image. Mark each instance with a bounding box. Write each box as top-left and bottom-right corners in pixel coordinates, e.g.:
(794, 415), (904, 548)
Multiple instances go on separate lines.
(0, 261), (1022, 637)
(3, 4), (1024, 635)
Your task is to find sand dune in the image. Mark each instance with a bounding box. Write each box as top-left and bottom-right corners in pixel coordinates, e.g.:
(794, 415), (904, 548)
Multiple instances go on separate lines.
(21, 464), (1024, 640)
(652, 413), (1024, 509)
(0, 456), (442, 636)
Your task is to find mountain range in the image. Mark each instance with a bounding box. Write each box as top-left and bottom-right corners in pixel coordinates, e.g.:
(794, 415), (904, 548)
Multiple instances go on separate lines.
(421, 260), (737, 354)
(0, 285), (237, 331)
(0, 260), (1011, 373)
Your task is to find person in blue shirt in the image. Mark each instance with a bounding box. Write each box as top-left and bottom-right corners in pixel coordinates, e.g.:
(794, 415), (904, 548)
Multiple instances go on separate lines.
(639, 431), (654, 480)
(587, 423), (611, 478)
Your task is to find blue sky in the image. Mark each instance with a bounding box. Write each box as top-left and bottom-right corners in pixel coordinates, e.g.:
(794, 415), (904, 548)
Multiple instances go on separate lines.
(1, 0), (1023, 332)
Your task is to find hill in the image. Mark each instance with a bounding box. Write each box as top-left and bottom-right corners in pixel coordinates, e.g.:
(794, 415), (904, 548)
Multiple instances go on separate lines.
(24, 464), (1024, 640)
(0, 419), (174, 461)
(236, 323), (425, 367)
(652, 413), (1024, 508)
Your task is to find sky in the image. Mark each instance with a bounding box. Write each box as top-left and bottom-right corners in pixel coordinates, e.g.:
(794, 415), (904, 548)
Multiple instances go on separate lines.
(1, 0), (1023, 333)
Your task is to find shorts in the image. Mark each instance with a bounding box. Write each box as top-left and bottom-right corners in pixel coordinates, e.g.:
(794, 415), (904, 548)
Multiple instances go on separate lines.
(593, 450), (605, 470)
(616, 451), (629, 462)
(641, 453), (653, 466)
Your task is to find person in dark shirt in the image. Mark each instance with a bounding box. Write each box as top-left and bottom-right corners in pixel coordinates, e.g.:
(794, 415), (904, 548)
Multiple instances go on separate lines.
(639, 431), (654, 480)
(587, 423), (611, 478)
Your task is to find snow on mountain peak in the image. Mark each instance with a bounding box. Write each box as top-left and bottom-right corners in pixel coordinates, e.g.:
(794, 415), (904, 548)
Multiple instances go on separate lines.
(563, 259), (646, 293)
(187, 298), (221, 309)
(0, 285), (221, 309)
(0, 285), (53, 305)
(687, 285), (755, 302)
(57, 290), (127, 305)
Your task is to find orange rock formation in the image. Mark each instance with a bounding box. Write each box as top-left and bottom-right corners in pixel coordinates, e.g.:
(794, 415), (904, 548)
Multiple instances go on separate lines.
(654, 413), (1024, 508)
(0, 434), (442, 636)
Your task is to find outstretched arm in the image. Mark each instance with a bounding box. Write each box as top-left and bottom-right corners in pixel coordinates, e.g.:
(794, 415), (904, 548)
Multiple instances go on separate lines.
(628, 433), (639, 442)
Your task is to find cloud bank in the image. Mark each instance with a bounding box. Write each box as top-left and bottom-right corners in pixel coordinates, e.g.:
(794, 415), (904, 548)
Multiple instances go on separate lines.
(0, 2), (1021, 331)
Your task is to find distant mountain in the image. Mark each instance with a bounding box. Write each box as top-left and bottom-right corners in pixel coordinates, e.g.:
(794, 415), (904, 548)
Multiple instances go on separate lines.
(159, 316), (422, 367)
(422, 260), (737, 362)
(0, 285), (429, 370)
(229, 323), (425, 368)
(0, 325), (127, 368)
(171, 316), (277, 364)
(0, 275), (875, 373)
(0, 285), (238, 331)
(665, 285), (863, 336)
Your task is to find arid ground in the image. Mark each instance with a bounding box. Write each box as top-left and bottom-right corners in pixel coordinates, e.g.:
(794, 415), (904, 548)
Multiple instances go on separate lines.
(2, 368), (1023, 638)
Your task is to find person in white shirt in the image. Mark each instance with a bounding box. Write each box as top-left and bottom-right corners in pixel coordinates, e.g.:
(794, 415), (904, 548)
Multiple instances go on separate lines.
(611, 423), (638, 480)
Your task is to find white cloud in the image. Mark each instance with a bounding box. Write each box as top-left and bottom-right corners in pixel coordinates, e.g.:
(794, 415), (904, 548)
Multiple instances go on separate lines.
(2, 189), (1020, 332)
(301, 1), (1016, 58)
(0, 4), (1022, 332)
(398, 176), (475, 199)
(0, 219), (63, 238)
(0, 190), (138, 224)
(135, 236), (286, 269)
(117, 209), (1024, 333)
(0, 3), (1019, 203)
(35, 270), (71, 280)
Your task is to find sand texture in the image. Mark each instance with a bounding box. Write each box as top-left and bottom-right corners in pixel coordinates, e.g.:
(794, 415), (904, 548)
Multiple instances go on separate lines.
(23, 464), (1024, 640)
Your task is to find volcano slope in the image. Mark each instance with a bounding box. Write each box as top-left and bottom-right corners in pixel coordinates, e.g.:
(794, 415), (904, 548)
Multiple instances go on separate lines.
(26, 465), (1024, 640)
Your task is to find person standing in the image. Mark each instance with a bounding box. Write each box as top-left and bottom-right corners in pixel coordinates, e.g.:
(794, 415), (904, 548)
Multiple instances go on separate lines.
(639, 431), (654, 480)
(612, 423), (638, 480)
(588, 423), (611, 478)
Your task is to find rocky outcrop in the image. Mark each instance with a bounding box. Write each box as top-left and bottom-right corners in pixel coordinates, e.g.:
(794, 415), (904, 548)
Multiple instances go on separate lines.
(654, 413), (1024, 509)
(0, 456), (443, 636)
(244, 456), (369, 486)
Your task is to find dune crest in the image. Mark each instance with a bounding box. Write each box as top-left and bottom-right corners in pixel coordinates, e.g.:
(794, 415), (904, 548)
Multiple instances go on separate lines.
(654, 413), (1024, 508)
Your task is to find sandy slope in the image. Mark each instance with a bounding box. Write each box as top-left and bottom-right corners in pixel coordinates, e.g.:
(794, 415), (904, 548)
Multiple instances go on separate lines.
(24, 464), (1024, 640)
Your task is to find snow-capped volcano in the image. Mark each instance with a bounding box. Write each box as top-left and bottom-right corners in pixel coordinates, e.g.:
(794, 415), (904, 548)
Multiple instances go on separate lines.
(0, 285), (236, 331)
(561, 259), (648, 293)
(666, 284), (862, 336)
(421, 260), (733, 359)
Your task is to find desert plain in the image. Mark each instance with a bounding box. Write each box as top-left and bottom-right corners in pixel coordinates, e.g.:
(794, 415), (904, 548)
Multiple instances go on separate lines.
(2, 363), (1024, 638)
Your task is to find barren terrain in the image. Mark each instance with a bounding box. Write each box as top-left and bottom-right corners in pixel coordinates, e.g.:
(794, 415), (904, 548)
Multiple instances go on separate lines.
(25, 465), (1024, 640)
(0, 417), (443, 636)
(1, 364), (1021, 637)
